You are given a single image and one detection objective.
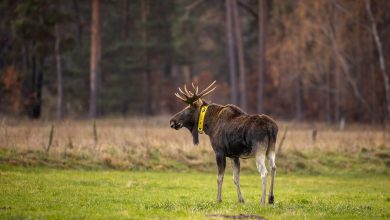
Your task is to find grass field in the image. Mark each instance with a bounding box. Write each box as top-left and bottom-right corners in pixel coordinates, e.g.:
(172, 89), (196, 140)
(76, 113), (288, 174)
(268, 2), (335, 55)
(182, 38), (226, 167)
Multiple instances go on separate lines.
(1, 118), (390, 219)
(1, 165), (389, 219)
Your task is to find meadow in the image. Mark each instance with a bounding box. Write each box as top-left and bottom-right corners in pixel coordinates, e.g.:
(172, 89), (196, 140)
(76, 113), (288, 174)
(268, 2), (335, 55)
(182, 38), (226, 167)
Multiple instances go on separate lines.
(1, 166), (389, 219)
(0, 117), (390, 219)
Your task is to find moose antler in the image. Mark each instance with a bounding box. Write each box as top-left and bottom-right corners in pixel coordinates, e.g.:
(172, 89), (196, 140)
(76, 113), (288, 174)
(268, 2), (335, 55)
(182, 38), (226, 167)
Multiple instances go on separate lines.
(174, 80), (216, 105)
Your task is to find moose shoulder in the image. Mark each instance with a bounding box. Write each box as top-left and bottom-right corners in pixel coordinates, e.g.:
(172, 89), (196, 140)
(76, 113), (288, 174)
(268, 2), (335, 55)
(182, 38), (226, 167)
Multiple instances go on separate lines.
(170, 81), (278, 205)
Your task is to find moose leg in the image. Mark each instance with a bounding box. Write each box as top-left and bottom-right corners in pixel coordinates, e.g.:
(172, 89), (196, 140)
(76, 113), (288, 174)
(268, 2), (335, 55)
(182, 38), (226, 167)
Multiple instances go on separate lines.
(216, 153), (226, 202)
(231, 158), (244, 203)
(256, 146), (268, 205)
(267, 150), (276, 204)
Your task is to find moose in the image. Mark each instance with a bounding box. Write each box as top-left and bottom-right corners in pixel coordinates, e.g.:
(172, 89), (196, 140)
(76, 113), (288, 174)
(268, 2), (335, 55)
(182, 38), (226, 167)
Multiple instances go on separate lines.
(170, 81), (278, 205)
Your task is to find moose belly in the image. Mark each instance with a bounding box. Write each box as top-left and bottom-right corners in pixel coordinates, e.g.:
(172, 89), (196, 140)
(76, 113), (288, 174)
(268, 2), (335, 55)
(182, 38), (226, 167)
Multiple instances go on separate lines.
(225, 142), (255, 158)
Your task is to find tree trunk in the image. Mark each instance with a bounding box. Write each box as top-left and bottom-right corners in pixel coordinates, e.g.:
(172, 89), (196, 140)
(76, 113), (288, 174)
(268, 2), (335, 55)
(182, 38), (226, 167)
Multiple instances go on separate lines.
(225, 0), (238, 105)
(257, 0), (266, 113)
(334, 65), (341, 122)
(295, 75), (303, 120)
(232, 0), (247, 111)
(141, 0), (153, 115)
(27, 47), (43, 119)
(123, 0), (129, 40)
(366, 0), (390, 119)
(325, 66), (332, 123)
(55, 25), (64, 120)
(89, 0), (101, 118)
(72, 0), (82, 43)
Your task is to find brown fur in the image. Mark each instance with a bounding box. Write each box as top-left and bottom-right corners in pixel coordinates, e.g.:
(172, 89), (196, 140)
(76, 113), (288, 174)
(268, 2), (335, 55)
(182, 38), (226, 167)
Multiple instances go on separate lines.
(170, 100), (278, 157)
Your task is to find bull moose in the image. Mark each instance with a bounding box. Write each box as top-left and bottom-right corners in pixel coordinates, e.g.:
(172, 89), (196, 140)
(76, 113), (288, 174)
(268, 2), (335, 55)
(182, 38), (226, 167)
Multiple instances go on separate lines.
(170, 81), (278, 205)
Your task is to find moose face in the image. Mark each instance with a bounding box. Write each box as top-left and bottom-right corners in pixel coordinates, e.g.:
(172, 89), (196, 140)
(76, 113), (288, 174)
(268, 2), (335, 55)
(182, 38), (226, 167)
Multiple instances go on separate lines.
(170, 81), (216, 145)
(170, 105), (197, 130)
(170, 103), (200, 145)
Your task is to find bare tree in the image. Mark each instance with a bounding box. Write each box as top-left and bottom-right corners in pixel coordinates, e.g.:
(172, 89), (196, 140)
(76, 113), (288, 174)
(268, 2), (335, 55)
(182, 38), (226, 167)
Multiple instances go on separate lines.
(257, 0), (266, 113)
(225, 0), (238, 105)
(89, 0), (101, 118)
(319, 2), (370, 114)
(232, 0), (247, 111)
(55, 25), (64, 120)
(366, 0), (390, 119)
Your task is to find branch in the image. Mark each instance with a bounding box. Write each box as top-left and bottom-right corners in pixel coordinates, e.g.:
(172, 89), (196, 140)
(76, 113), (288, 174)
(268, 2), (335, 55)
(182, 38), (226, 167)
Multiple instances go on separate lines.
(321, 22), (370, 111)
(237, 0), (258, 20)
(183, 0), (206, 18)
(366, 0), (390, 118)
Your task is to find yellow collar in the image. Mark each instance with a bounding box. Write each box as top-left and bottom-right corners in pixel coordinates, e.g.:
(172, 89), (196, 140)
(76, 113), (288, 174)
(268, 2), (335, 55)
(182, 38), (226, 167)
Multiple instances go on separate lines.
(197, 105), (208, 134)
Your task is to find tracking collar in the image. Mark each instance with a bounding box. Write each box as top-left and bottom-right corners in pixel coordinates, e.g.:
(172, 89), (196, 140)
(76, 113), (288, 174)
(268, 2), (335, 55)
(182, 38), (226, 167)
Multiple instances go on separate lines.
(197, 105), (208, 134)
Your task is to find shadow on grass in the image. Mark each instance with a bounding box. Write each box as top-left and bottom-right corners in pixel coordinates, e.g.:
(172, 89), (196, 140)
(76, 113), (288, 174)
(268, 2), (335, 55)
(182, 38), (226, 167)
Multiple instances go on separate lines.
(206, 214), (265, 219)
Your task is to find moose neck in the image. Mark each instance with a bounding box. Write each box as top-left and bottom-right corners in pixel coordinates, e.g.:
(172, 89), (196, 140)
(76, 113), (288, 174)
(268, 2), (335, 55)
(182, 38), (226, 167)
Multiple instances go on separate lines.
(201, 104), (222, 136)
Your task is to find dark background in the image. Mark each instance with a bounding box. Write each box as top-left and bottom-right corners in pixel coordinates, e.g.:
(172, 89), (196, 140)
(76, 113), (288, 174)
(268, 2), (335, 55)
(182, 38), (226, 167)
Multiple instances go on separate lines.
(0, 0), (389, 123)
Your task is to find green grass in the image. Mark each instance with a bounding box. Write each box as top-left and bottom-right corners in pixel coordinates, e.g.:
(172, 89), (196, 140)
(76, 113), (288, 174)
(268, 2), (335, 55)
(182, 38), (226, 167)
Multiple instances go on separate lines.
(1, 165), (389, 219)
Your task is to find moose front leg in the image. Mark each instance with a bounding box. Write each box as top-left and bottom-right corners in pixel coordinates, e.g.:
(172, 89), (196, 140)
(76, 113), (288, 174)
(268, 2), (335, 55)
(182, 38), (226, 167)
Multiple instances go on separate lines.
(232, 158), (244, 203)
(216, 153), (226, 202)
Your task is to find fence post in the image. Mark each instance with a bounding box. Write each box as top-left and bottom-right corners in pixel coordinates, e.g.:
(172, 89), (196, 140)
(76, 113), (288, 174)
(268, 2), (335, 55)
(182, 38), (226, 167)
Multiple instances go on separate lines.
(312, 127), (317, 144)
(93, 120), (98, 153)
(277, 125), (288, 155)
(46, 124), (54, 153)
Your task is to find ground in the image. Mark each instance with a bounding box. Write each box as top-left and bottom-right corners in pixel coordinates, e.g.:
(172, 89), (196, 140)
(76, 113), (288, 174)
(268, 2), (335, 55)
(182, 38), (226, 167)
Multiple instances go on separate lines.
(1, 165), (389, 219)
(1, 119), (389, 219)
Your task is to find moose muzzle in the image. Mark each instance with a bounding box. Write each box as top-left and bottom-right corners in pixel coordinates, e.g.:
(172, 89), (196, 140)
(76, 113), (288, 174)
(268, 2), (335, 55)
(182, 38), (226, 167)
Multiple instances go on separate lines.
(170, 119), (182, 130)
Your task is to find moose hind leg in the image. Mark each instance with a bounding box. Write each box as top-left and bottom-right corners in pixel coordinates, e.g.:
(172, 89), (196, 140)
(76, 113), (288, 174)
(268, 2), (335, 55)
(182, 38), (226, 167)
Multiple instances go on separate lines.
(216, 153), (226, 202)
(268, 150), (276, 204)
(256, 144), (268, 206)
(232, 158), (244, 203)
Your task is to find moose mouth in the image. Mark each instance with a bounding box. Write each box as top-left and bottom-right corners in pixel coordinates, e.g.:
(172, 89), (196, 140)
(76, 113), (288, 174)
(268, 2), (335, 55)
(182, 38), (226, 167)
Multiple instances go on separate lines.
(170, 120), (183, 130)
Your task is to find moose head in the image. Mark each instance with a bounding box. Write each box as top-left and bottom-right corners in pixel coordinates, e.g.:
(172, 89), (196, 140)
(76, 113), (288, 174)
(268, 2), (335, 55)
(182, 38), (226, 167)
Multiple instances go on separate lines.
(169, 81), (216, 145)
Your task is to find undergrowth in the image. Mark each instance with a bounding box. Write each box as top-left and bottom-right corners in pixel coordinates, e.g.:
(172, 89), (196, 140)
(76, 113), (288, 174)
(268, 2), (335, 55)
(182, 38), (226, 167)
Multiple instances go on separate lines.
(1, 145), (389, 175)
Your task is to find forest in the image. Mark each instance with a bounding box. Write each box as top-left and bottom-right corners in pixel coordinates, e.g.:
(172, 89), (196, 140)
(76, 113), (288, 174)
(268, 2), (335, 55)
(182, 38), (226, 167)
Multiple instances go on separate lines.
(1, 1), (390, 219)
(0, 0), (389, 122)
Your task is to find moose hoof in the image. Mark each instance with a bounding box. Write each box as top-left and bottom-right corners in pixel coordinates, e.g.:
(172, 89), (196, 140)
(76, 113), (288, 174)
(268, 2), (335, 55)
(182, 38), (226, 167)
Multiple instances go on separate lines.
(238, 199), (245, 204)
(268, 195), (274, 204)
(217, 199), (222, 203)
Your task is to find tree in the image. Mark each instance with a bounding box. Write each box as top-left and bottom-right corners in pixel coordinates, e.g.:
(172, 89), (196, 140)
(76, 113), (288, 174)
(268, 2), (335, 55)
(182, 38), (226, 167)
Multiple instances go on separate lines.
(225, 0), (238, 105)
(141, 0), (153, 115)
(366, 0), (390, 120)
(122, 0), (129, 40)
(5, 0), (68, 119)
(89, 0), (101, 118)
(232, 0), (247, 111)
(55, 24), (63, 120)
(257, 0), (266, 113)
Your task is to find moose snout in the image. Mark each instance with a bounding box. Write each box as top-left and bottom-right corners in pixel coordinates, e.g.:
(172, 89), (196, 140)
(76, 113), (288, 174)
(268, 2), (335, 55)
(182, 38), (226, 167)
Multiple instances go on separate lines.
(170, 119), (182, 130)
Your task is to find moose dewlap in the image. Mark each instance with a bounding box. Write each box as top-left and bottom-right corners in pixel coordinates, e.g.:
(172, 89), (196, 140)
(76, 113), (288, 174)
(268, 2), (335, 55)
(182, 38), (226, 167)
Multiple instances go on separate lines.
(170, 81), (278, 205)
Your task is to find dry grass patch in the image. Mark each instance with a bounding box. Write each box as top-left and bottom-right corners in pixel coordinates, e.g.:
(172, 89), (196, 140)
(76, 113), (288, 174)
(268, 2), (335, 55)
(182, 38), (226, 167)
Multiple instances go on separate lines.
(0, 117), (389, 173)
